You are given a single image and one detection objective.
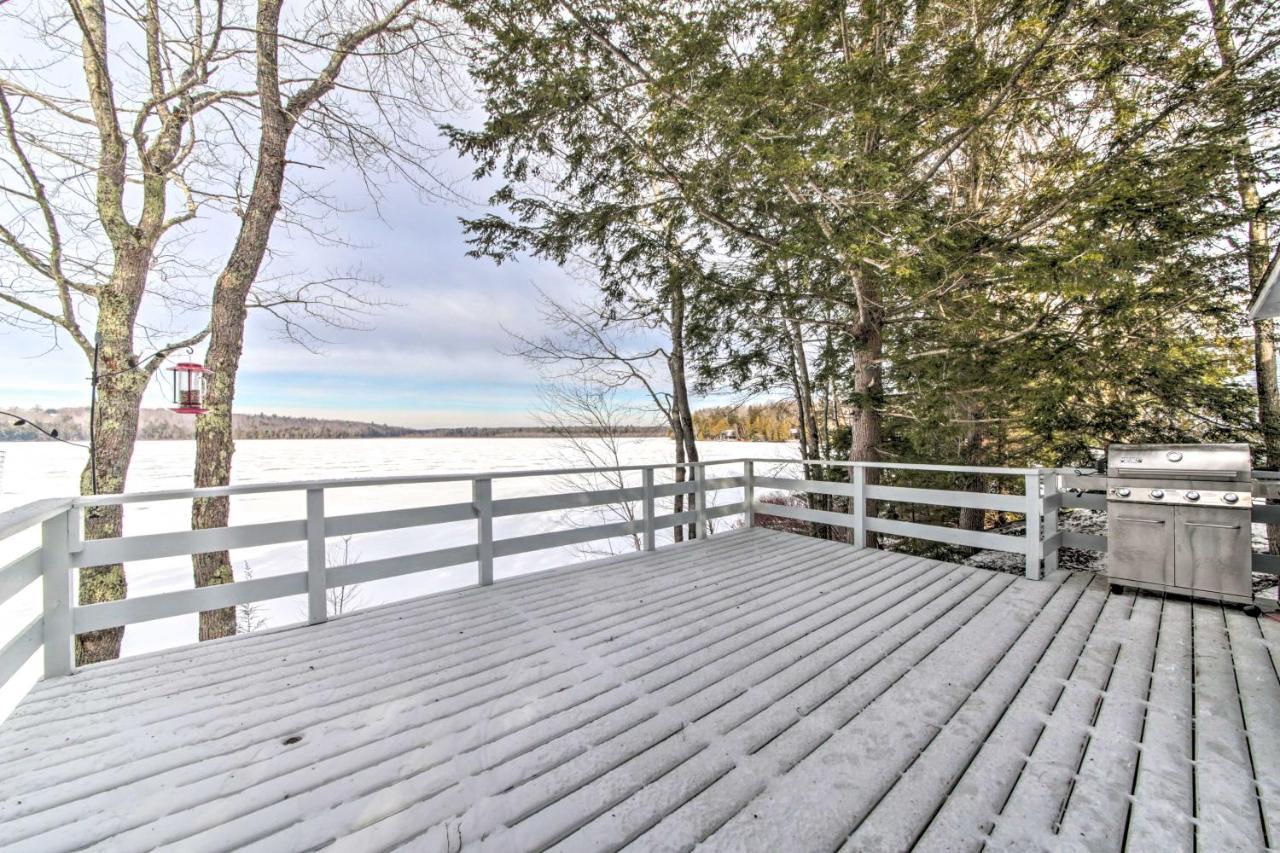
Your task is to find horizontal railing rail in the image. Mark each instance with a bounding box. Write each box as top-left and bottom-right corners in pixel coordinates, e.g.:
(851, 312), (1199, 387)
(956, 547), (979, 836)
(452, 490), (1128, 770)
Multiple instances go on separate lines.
(70, 459), (753, 507)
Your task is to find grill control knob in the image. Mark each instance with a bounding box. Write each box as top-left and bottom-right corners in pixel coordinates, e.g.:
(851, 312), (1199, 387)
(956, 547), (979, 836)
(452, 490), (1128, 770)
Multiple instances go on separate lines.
(1185, 490), (1200, 501)
(1150, 489), (1165, 499)
(1223, 492), (1239, 504)
(1116, 488), (1131, 498)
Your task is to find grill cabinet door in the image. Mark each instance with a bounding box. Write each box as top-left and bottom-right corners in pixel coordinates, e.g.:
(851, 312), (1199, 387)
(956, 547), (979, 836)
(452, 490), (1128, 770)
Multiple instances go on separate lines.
(1109, 504), (1174, 587)
(1174, 506), (1251, 597)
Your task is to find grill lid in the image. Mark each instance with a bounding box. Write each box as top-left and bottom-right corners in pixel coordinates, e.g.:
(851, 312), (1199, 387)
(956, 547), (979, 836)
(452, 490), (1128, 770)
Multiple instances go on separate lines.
(1106, 443), (1251, 482)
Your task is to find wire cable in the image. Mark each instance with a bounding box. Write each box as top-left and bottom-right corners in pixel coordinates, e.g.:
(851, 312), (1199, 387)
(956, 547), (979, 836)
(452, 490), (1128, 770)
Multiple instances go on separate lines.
(0, 410), (90, 449)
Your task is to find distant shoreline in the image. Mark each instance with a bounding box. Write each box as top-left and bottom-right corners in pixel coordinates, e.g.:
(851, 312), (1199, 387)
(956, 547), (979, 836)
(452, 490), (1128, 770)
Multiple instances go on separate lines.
(1, 406), (675, 442)
(0, 406), (797, 443)
(0, 434), (795, 443)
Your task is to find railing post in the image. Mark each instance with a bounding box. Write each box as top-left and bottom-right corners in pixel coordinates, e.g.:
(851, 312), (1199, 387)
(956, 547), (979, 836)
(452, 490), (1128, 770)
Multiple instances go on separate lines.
(1042, 470), (1060, 574)
(695, 464), (708, 539)
(41, 507), (74, 676)
(851, 465), (867, 549)
(475, 478), (494, 585)
(306, 488), (327, 624)
(743, 460), (755, 529)
(1024, 472), (1042, 580)
(642, 467), (656, 551)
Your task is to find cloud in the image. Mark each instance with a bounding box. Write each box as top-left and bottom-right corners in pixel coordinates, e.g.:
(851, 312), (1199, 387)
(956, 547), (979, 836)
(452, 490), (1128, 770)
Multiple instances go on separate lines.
(0, 56), (599, 428)
(0, 171), (596, 426)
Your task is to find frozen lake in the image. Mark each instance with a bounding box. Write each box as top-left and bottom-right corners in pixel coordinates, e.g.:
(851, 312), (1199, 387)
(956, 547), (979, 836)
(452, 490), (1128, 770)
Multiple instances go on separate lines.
(0, 437), (800, 677)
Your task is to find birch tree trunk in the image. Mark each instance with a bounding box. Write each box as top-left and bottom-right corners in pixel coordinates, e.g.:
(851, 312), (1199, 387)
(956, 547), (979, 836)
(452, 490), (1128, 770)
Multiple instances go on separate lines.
(69, 0), (210, 663)
(190, 0), (455, 635)
(192, 0), (290, 639)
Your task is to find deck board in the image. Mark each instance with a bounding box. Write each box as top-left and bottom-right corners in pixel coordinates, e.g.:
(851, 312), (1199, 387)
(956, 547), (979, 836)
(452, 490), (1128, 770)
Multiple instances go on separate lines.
(1192, 603), (1268, 849)
(911, 571), (1109, 853)
(1226, 608), (1280, 844)
(844, 572), (1094, 852)
(1126, 596), (1196, 851)
(0, 527), (1277, 853)
(697, 567), (1058, 851)
(981, 589), (1134, 851)
(1053, 592), (1161, 847)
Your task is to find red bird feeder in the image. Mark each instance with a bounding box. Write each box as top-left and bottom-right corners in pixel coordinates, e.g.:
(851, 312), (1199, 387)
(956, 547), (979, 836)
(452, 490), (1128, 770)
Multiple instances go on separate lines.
(169, 362), (212, 415)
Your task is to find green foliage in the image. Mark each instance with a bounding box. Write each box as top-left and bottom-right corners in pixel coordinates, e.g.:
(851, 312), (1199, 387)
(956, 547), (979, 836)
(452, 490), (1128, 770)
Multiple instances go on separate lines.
(450, 0), (1278, 468)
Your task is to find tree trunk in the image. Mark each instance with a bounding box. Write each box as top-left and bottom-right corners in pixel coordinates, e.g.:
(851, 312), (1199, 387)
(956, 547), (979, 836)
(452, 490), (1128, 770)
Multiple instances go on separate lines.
(71, 0), (158, 665)
(1206, 0), (1280, 551)
(791, 367), (811, 464)
(791, 321), (821, 459)
(1255, 318), (1280, 463)
(957, 403), (988, 554)
(668, 279), (700, 539)
(849, 309), (884, 548)
(788, 320), (829, 537)
(76, 356), (142, 664)
(191, 289), (247, 640)
(192, 0), (290, 638)
(672, 420), (686, 542)
(76, 251), (156, 664)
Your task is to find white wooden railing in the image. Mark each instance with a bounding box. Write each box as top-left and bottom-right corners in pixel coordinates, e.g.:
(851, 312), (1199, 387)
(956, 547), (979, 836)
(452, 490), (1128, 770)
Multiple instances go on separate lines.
(748, 459), (1058, 577)
(7, 457), (1276, 709)
(0, 457), (1073, 702)
(0, 460), (746, 691)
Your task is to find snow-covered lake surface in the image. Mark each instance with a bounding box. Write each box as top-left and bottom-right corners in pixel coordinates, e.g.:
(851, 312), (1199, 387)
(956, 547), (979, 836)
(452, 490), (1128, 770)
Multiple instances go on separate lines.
(0, 437), (800, 713)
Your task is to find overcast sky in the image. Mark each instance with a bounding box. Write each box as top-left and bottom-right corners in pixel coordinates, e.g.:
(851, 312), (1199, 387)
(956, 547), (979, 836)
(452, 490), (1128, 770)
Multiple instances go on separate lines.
(0, 21), (611, 431)
(0, 172), (599, 427)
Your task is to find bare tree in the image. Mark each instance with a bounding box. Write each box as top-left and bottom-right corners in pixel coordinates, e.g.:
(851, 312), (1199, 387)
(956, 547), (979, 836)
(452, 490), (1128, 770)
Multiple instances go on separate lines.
(235, 562), (268, 633)
(325, 536), (364, 616)
(2, 0), (459, 656)
(190, 0), (462, 640)
(511, 287), (702, 540)
(0, 1), (246, 662)
(536, 382), (649, 556)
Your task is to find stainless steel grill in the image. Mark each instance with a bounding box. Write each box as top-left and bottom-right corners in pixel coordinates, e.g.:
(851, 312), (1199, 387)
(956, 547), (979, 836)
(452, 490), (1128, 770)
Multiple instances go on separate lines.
(1106, 443), (1254, 604)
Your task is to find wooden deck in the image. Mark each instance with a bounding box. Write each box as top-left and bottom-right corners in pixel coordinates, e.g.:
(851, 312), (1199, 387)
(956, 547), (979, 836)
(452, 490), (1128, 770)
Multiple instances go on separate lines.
(0, 527), (1277, 852)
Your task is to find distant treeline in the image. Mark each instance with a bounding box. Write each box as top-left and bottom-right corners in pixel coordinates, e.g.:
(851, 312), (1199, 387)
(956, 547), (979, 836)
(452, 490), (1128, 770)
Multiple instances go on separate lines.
(691, 401), (798, 441)
(413, 425), (666, 438)
(0, 407), (669, 441)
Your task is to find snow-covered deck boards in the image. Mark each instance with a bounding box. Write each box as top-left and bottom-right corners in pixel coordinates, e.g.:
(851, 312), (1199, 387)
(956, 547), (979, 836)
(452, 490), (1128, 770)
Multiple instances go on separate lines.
(1, 527), (1277, 852)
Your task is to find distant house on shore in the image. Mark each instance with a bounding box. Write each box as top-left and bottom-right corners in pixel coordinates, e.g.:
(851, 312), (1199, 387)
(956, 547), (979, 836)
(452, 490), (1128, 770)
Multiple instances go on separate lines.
(719, 428), (739, 441)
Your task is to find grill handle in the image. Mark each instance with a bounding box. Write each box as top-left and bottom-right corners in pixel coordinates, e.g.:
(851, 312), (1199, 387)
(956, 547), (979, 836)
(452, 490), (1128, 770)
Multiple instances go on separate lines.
(1183, 522), (1242, 531)
(1116, 517), (1166, 525)
(1112, 467), (1245, 480)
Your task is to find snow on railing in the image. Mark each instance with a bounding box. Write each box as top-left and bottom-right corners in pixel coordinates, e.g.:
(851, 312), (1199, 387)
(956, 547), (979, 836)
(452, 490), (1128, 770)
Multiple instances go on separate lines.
(0, 458), (1066, 702)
